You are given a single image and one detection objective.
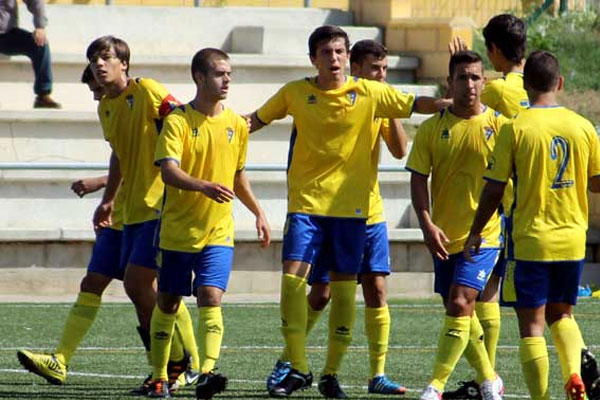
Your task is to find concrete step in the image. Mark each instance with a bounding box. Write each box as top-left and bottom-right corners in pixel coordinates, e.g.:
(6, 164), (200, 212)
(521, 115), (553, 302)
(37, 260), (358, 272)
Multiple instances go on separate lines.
(17, 5), (354, 56)
(231, 25), (383, 54)
(0, 110), (417, 164)
(0, 171), (417, 231)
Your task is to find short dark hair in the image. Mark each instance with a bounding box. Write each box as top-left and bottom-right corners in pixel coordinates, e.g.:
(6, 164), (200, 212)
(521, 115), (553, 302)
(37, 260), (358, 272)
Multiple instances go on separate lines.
(524, 50), (560, 92)
(81, 64), (94, 84)
(86, 36), (130, 75)
(350, 40), (387, 65)
(308, 25), (350, 58)
(483, 14), (526, 63)
(191, 48), (229, 83)
(449, 50), (483, 77)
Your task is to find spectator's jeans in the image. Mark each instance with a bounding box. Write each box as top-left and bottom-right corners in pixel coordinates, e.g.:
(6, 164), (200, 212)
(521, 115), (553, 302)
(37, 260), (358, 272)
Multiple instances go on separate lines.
(0, 28), (53, 95)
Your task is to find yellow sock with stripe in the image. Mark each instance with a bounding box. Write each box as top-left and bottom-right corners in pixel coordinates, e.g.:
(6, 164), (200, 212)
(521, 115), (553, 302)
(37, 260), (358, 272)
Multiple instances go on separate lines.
(550, 317), (584, 384)
(55, 291), (101, 365)
(475, 301), (501, 368)
(430, 315), (471, 391)
(322, 280), (357, 376)
(150, 306), (177, 380)
(174, 300), (200, 370)
(198, 306), (224, 373)
(520, 337), (550, 400)
(280, 274), (309, 373)
(280, 302), (323, 363)
(462, 314), (496, 383)
(365, 305), (390, 378)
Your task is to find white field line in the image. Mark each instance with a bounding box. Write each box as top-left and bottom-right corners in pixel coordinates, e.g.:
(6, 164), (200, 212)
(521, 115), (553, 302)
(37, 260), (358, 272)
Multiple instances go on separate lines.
(0, 368), (537, 398)
(0, 303), (445, 309)
(2, 344), (591, 351)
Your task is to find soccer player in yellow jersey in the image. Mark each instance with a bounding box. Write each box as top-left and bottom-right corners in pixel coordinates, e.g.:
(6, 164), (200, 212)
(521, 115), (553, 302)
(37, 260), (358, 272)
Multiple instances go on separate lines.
(406, 51), (506, 400)
(250, 25), (450, 398)
(148, 48), (270, 399)
(85, 36), (199, 394)
(266, 39), (408, 397)
(464, 50), (600, 400)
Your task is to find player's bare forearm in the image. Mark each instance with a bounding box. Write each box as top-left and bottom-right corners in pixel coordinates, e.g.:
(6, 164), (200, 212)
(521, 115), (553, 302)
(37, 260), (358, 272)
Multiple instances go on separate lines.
(382, 119), (408, 159)
(249, 112), (266, 133)
(469, 181), (506, 235)
(410, 173), (433, 229)
(160, 160), (234, 203)
(414, 97), (452, 114)
(100, 152), (121, 206)
(234, 169), (271, 247)
(589, 176), (600, 193)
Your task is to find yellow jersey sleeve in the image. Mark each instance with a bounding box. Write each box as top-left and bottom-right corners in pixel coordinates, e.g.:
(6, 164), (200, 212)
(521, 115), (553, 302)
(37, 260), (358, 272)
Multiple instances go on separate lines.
(481, 80), (503, 113)
(155, 109), (186, 166)
(405, 116), (435, 176)
(256, 84), (290, 125)
(588, 130), (600, 177)
(484, 123), (514, 183)
(237, 121), (249, 171)
(139, 78), (179, 119)
(365, 81), (415, 119)
(481, 73), (529, 118)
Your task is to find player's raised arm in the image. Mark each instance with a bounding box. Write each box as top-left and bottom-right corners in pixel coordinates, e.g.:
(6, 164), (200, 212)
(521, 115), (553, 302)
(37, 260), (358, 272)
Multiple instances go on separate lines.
(413, 96), (452, 114)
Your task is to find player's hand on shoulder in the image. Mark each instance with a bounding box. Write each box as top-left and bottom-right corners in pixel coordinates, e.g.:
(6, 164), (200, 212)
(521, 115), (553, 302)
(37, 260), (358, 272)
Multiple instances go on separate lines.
(199, 181), (235, 203)
(423, 222), (450, 260)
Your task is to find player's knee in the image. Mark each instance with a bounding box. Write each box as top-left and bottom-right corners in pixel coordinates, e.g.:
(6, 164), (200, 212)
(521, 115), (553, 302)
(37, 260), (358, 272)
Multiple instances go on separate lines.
(196, 286), (224, 307)
(362, 275), (387, 308)
(79, 273), (110, 295)
(308, 284), (330, 311)
(446, 294), (473, 316)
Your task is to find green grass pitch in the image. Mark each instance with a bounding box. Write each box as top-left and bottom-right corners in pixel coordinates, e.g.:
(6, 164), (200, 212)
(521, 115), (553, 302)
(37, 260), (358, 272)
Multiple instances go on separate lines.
(1, 298), (599, 399)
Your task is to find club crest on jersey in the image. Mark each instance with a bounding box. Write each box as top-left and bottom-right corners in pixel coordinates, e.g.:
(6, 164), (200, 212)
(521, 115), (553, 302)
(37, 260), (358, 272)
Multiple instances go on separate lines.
(307, 94), (317, 104)
(486, 155), (496, 170)
(226, 127), (234, 143)
(191, 127), (199, 137)
(125, 94), (134, 110)
(347, 91), (357, 105)
(484, 127), (494, 141)
(441, 129), (450, 139)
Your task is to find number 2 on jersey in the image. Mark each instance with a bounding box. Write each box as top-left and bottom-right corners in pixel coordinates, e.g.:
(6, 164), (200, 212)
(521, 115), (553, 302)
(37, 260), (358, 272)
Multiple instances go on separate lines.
(550, 136), (574, 189)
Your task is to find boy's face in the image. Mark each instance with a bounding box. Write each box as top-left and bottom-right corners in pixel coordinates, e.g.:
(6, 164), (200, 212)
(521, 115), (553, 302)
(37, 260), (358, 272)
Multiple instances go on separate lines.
(310, 37), (348, 81)
(196, 58), (232, 101)
(448, 61), (485, 108)
(351, 54), (388, 82)
(89, 45), (128, 86)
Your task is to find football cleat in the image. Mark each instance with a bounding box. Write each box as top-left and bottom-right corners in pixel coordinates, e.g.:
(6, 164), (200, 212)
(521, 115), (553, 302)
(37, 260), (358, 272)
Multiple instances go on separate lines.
(480, 374), (504, 400)
(195, 371), (228, 400)
(421, 385), (443, 400)
(147, 379), (171, 398)
(269, 369), (313, 398)
(442, 380), (482, 400)
(17, 350), (67, 385)
(266, 360), (292, 391)
(167, 353), (190, 388)
(582, 348), (600, 400)
(185, 368), (201, 386)
(130, 373), (153, 396)
(318, 374), (347, 399)
(565, 373), (586, 400)
(368, 375), (407, 395)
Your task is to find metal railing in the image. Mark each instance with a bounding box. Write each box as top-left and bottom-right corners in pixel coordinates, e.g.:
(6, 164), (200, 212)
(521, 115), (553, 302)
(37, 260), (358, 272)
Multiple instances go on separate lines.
(0, 162), (408, 172)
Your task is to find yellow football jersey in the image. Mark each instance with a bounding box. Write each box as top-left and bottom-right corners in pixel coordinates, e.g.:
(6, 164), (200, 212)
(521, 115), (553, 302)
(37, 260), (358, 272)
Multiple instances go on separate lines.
(481, 72), (529, 118)
(484, 106), (600, 261)
(256, 76), (415, 219)
(406, 106), (507, 254)
(155, 104), (248, 252)
(98, 77), (178, 225)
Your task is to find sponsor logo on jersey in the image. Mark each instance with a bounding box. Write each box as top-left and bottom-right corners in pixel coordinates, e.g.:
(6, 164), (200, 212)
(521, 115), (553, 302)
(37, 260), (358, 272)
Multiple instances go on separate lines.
(441, 129), (450, 140)
(477, 269), (487, 281)
(307, 94), (317, 104)
(487, 155), (496, 170)
(192, 127), (199, 137)
(125, 94), (134, 110)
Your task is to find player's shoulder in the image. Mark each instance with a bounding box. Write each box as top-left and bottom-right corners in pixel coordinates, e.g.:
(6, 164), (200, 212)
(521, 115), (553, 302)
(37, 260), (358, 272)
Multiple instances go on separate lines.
(135, 77), (167, 94)
(417, 108), (446, 135)
(163, 103), (189, 124)
(223, 106), (247, 127)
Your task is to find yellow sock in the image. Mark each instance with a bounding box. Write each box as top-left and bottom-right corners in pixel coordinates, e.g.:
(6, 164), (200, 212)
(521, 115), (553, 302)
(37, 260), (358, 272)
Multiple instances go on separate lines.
(280, 302), (323, 363)
(572, 314), (587, 349)
(198, 306), (224, 374)
(56, 292), (101, 365)
(520, 337), (550, 400)
(280, 274), (309, 373)
(170, 328), (185, 363)
(322, 280), (357, 376)
(175, 300), (199, 370)
(462, 314), (496, 383)
(150, 306), (176, 380)
(365, 305), (390, 378)
(475, 302), (501, 369)
(430, 315), (471, 391)
(550, 317), (584, 384)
